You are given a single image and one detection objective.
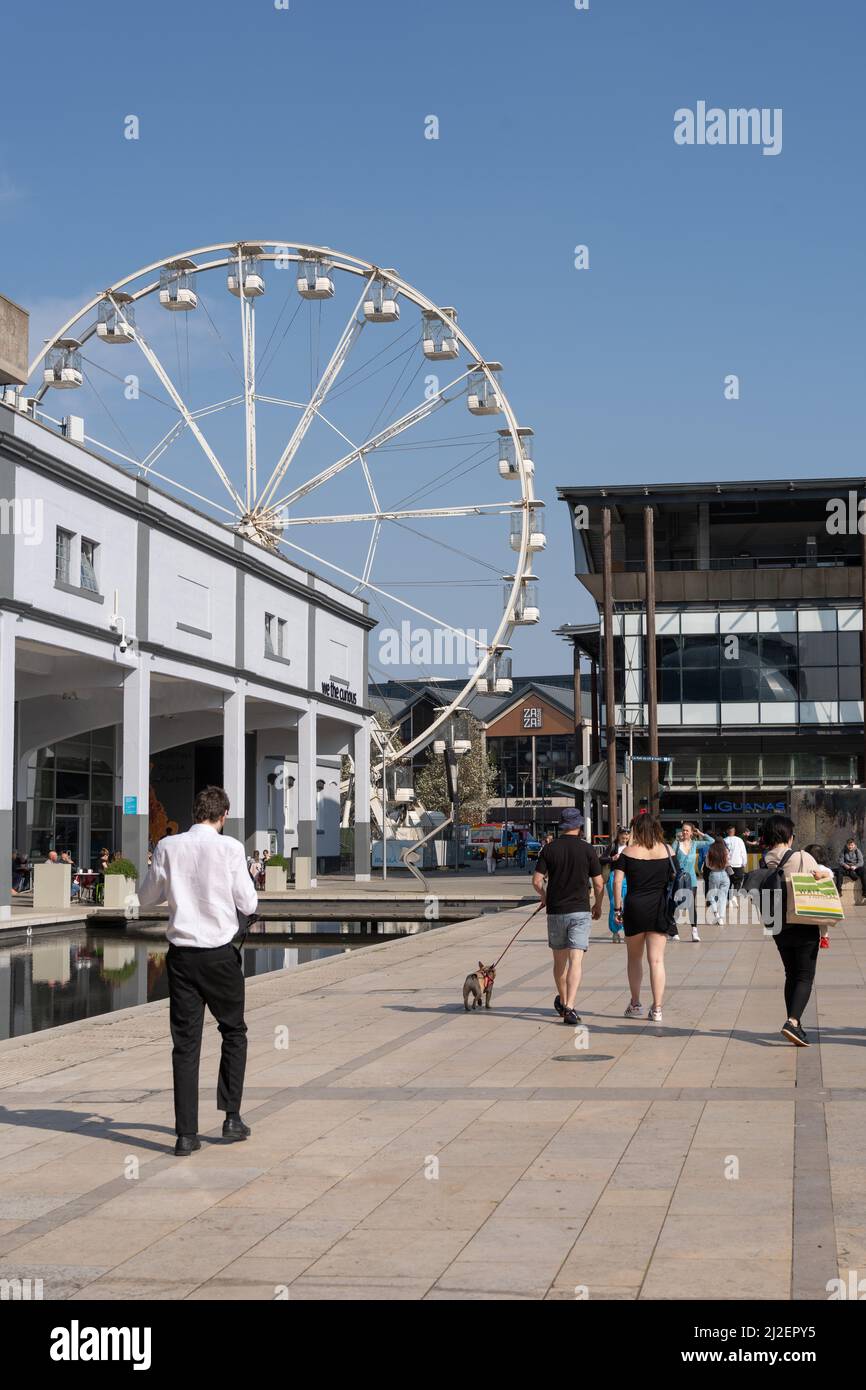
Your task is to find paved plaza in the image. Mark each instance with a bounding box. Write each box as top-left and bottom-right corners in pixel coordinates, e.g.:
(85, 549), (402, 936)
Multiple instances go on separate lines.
(0, 900), (863, 1301)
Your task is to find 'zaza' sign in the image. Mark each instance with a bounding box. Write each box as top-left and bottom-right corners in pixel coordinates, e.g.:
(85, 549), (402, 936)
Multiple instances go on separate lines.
(321, 680), (358, 706)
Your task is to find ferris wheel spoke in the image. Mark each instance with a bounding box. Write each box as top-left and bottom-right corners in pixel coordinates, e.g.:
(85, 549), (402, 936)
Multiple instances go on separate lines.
(277, 534), (490, 655)
(262, 367), (473, 516)
(282, 502), (514, 525)
(110, 297), (244, 513)
(235, 247), (258, 509)
(355, 519), (382, 594)
(255, 274), (375, 513)
(141, 419), (186, 473)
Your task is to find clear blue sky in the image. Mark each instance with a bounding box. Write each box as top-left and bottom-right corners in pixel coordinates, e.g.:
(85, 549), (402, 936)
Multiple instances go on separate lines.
(3, 0), (864, 679)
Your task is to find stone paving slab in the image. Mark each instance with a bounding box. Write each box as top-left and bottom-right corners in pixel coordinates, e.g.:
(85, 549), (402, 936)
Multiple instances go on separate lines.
(0, 900), (864, 1300)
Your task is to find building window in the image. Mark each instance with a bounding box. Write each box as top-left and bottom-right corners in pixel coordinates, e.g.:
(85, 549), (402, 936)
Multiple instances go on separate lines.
(55, 528), (73, 584)
(265, 614), (289, 660)
(176, 574), (211, 638)
(80, 538), (99, 592)
(329, 638), (349, 682)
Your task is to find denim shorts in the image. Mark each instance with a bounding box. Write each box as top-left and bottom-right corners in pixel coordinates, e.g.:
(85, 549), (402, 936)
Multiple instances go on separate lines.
(547, 911), (592, 951)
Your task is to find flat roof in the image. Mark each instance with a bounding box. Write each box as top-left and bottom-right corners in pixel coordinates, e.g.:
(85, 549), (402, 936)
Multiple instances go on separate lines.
(558, 477), (866, 504)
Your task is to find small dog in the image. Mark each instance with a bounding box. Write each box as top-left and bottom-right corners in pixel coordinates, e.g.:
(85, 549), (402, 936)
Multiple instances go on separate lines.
(463, 962), (496, 1011)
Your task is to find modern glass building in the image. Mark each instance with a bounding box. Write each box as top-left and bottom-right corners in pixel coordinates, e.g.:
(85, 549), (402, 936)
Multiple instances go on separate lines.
(557, 478), (866, 834)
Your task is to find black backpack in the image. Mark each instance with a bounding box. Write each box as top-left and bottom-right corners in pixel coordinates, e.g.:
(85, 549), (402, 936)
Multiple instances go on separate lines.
(742, 849), (795, 930)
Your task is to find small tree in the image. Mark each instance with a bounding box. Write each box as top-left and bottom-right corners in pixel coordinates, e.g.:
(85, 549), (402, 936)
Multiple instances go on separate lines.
(415, 715), (497, 824)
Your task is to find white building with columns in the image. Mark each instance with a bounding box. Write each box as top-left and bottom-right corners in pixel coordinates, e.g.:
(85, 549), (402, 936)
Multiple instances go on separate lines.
(0, 401), (374, 918)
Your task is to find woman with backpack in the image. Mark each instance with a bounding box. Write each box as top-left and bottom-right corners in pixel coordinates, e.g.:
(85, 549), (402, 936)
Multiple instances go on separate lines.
(760, 815), (834, 1047)
(612, 815), (676, 1023)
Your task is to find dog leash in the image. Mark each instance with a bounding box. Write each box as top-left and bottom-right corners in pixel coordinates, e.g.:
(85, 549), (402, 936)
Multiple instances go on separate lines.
(490, 901), (545, 970)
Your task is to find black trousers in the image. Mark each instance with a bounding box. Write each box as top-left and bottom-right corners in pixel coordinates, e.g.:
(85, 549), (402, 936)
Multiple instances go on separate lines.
(773, 927), (820, 1023)
(166, 942), (247, 1136)
(834, 866), (865, 892)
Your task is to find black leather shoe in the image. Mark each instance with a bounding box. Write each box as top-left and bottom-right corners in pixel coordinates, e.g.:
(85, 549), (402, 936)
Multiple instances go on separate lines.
(222, 1114), (251, 1141)
(174, 1134), (201, 1156)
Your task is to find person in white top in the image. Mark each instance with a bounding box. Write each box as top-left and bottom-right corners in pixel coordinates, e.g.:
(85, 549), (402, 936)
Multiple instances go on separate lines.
(138, 785), (257, 1156)
(723, 824), (748, 890)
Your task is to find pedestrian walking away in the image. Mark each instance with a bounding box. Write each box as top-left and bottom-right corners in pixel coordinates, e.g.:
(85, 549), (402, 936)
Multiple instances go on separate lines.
(705, 837), (731, 926)
(138, 784), (258, 1155)
(760, 814), (834, 1047)
(614, 815), (675, 1023)
(532, 808), (603, 1026)
(723, 823), (748, 891)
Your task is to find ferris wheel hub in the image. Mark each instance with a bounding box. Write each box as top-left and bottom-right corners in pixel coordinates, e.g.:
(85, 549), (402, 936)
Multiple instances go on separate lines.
(236, 511), (283, 549)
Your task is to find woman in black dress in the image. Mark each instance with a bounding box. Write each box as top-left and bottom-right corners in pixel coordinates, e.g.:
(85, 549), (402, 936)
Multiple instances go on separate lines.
(612, 815), (675, 1023)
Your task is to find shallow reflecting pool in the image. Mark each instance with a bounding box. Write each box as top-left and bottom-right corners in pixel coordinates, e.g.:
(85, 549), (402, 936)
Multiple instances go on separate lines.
(0, 920), (421, 1040)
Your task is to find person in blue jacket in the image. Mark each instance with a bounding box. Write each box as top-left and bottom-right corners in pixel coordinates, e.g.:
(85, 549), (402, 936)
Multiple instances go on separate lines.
(671, 822), (713, 942)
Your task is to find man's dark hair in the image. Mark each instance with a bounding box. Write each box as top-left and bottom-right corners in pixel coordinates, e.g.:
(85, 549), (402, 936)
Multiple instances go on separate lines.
(804, 843), (828, 864)
(762, 814), (795, 848)
(726, 824), (737, 835)
(193, 785), (230, 824)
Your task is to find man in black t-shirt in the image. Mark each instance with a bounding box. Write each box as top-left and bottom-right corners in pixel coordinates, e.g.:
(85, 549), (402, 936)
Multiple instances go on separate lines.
(532, 809), (604, 1026)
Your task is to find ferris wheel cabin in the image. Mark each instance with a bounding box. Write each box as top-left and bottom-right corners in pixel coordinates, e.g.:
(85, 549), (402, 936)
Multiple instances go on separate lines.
(96, 293), (135, 345)
(510, 504), (546, 552)
(227, 246), (265, 298)
(297, 255), (335, 300)
(467, 363), (502, 415)
(422, 308), (459, 360)
(498, 427), (535, 479)
(476, 651), (513, 695)
(363, 276), (400, 322)
(505, 575), (540, 625)
(42, 338), (83, 389)
(159, 259), (198, 311)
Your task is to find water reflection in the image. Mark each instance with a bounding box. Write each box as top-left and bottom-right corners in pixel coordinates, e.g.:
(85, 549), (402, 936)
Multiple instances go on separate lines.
(0, 920), (401, 1040)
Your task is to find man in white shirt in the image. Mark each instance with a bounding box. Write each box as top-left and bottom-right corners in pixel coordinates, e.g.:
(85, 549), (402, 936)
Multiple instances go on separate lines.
(138, 785), (258, 1156)
(723, 824), (748, 890)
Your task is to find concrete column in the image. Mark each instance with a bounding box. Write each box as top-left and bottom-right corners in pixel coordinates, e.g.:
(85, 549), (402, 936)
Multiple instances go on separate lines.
(862, 525), (866, 784)
(121, 661), (150, 876)
(222, 687), (246, 843)
(0, 613), (15, 920)
(644, 504), (659, 816)
(602, 506), (618, 839)
(295, 706), (317, 888)
(353, 722), (371, 882)
(15, 750), (27, 864)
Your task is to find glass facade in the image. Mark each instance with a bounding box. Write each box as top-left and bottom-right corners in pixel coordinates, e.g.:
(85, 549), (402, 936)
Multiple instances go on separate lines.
(27, 727), (117, 866)
(609, 607), (863, 727)
(489, 734), (573, 798)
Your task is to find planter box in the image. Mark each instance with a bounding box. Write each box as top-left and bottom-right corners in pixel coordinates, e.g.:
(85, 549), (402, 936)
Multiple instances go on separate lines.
(102, 875), (137, 910)
(33, 862), (71, 911)
(264, 866), (288, 893)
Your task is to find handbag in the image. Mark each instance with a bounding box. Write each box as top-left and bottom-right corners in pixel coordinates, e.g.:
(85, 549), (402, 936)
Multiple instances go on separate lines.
(782, 851), (844, 928)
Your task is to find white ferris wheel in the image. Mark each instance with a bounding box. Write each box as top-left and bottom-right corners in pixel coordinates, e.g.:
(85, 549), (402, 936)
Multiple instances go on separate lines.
(23, 240), (545, 761)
